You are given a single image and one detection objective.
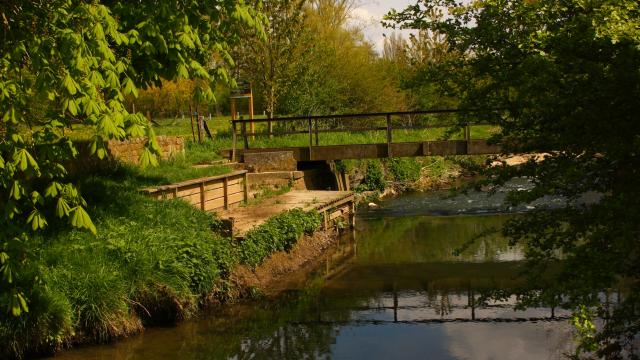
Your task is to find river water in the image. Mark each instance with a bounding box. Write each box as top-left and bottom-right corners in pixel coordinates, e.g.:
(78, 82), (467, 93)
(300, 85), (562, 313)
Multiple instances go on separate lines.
(54, 185), (575, 359)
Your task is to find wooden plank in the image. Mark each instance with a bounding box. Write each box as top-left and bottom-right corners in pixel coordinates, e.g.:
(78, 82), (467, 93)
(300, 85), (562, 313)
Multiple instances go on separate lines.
(178, 192), (202, 204)
(228, 192), (245, 205)
(204, 197), (226, 211)
(142, 170), (248, 193)
(204, 183), (244, 200)
(176, 184), (201, 198)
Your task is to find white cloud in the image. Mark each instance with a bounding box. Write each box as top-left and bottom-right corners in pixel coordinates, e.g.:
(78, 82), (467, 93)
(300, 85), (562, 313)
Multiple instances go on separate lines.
(350, 0), (417, 55)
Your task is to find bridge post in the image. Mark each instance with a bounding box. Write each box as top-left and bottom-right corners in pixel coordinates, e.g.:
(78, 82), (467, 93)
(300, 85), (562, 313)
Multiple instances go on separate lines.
(386, 114), (392, 158)
(314, 118), (319, 146)
(464, 123), (471, 154)
(465, 123), (471, 142)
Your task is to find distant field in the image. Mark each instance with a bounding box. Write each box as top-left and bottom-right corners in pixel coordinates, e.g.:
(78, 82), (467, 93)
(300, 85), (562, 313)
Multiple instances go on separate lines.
(18, 116), (499, 179)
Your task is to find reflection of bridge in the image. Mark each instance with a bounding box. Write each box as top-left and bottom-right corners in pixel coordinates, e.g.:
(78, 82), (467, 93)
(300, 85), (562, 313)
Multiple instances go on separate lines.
(224, 109), (502, 162)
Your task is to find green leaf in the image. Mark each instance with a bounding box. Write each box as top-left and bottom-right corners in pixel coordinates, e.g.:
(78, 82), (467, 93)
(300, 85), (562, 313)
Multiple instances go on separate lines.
(177, 63), (190, 79)
(122, 77), (138, 97)
(62, 73), (77, 95)
(126, 123), (146, 137)
(2, 106), (16, 123)
(0, 252), (7, 265)
(139, 147), (158, 169)
(70, 206), (97, 234)
(13, 148), (39, 172)
(9, 181), (22, 200)
(56, 197), (71, 218)
(27, 209), (47, 230)
(1, 262), (13, 284)
(17, 293), (28, 314)
(45, 182), (60, 198)
(84, 98), (101, 115)
(63, 97), (78, 116)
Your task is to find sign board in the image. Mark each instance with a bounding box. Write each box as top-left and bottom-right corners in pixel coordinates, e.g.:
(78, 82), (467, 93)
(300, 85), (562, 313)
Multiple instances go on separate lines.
(230, 80), (252, 98)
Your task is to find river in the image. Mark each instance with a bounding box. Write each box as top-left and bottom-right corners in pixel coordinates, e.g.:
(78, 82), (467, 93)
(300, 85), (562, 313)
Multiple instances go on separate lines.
(53, 185), (575, 359)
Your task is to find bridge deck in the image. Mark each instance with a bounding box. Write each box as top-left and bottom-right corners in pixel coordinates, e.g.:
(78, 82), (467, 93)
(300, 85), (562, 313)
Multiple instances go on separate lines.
(223, 140), (500, 162)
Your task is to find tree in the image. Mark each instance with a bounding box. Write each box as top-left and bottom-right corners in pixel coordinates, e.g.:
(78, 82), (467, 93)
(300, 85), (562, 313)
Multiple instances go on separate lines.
(0, 0), (261, 329)
(386, 0), (640, 358)
(231, 0), (308, 119)
(278, 0), (411, 115)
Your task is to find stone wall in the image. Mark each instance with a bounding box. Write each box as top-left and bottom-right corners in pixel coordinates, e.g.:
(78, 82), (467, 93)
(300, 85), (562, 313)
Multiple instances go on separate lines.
(243, 151), (297, 172)
(106, 136), (184, 164)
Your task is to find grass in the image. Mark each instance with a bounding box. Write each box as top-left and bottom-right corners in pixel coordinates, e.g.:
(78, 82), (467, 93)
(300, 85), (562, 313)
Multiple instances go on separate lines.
(0, 163), (325, 358)
(133, 140), (231, 186)
(39, 114), (498, 151)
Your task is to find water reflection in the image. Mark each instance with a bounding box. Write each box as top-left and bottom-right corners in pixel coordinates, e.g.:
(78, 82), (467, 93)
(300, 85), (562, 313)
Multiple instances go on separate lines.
(52, 211), (575, 360)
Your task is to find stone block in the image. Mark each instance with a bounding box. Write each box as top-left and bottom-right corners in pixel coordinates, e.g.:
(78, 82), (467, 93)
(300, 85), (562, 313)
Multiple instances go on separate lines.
(243, 151), (297, 172)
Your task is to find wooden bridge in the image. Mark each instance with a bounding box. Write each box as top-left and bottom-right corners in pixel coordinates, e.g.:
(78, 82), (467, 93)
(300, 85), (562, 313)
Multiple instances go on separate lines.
(223, 109), (502, 162)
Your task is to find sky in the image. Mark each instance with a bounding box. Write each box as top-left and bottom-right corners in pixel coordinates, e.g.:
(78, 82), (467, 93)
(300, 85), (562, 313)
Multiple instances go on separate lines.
(349, 0), (418, 55)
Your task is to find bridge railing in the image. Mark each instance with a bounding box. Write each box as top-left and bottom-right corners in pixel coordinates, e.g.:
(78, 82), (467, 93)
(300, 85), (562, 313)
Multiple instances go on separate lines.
(229, 109), (495, 161)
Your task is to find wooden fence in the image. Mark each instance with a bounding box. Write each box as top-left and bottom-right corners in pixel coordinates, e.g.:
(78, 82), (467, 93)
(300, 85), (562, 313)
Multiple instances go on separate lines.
(141, 170), (248, 212)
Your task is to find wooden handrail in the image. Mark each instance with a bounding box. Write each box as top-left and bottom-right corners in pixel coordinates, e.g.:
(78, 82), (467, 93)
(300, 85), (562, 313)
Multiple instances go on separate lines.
(230, 108), (488, 124)
(230, 109), (498, 156)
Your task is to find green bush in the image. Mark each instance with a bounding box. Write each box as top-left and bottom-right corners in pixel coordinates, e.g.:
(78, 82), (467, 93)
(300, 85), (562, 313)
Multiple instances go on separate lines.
(386, 158), (422, 183)
(356, 161), (386, 192)
(239, 209), (322, 267)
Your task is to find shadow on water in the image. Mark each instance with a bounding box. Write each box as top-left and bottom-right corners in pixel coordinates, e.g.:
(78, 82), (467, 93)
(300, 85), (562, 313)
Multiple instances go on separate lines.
(52, 192), (576, 360)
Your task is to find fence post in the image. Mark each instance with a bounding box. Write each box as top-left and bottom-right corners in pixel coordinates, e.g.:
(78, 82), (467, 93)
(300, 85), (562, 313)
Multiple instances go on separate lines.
(465, 123), (471, 142)
(223, 177), (229, 210)
(308, 116), (313, 161)
(386, 114), (392, 158)
(241, 119), (249, 149)
(231, 120), (237, 162)
(243, 172), (249, 204)
(199, 181), (206, 211)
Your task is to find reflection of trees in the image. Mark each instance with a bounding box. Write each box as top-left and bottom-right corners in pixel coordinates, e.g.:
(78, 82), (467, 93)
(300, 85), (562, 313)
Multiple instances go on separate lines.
(234, 324), (336, 360)
(426, 290), (453, 317)
(355, 215), (516, 264)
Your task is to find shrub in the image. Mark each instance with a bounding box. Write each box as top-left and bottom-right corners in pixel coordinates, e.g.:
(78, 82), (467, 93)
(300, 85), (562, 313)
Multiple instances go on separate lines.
(386, 158), (422, 183)
(239, 209), (322, 267)
(356, 161), (386, 192)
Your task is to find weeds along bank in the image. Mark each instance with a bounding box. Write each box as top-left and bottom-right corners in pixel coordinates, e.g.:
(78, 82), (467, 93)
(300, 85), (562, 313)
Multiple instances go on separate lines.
(0, 167), (323, 359)
(341, 156), (485, 198)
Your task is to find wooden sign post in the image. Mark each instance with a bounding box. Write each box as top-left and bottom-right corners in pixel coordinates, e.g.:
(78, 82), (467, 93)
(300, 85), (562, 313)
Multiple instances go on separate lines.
(230, 81), (254, 140)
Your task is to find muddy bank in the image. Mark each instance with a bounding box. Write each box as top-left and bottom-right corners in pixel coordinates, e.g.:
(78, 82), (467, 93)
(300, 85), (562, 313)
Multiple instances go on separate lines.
(229, 228), (342, 295)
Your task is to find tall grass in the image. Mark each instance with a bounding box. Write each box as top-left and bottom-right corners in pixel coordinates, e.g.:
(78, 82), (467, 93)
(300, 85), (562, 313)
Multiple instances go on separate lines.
(0, 165), (324, 358)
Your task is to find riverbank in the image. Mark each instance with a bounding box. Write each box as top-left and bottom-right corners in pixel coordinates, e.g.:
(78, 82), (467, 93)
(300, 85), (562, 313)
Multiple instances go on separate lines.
(0, 168), (345, 359)
(343, 156), (477, 206)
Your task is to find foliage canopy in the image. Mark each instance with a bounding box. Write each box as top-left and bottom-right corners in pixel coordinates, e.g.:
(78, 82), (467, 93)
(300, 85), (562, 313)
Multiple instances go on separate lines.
(0, 0), (262, 324)
(387, 0), (640, 357)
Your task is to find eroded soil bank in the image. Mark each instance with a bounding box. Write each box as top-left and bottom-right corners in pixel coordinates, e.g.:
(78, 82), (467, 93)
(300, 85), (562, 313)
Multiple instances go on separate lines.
(230, 228), (343, 296)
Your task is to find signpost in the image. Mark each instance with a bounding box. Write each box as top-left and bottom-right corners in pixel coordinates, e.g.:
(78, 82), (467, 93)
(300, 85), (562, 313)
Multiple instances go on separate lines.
(230, 81), (254, 140)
